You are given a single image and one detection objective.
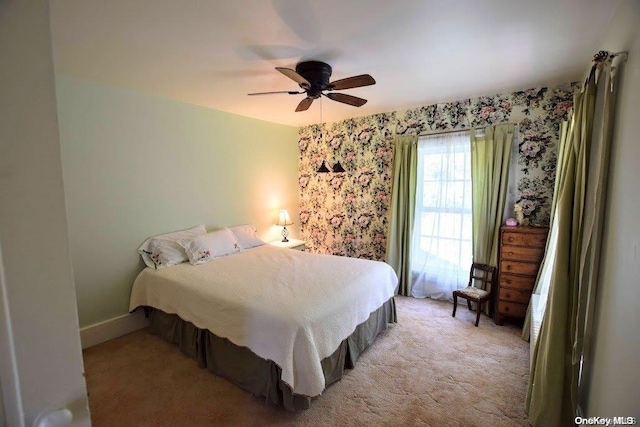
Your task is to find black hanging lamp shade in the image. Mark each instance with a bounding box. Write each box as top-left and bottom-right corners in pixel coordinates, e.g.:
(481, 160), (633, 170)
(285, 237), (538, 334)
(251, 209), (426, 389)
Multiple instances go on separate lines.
(332, 162), (346, 173)
(317, 160), (331, 173)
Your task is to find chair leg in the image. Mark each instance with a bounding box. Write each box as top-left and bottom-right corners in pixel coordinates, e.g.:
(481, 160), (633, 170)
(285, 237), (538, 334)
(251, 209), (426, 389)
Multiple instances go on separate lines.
(467, 300), (472, 311)
(475, 301), (482, 327)
(452, 296), (458, 317)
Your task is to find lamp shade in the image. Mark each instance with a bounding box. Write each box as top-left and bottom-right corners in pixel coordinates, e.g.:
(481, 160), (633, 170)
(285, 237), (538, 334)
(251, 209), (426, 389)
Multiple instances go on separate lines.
(276, 209), (294, 226)
(317, 161), (330, 173)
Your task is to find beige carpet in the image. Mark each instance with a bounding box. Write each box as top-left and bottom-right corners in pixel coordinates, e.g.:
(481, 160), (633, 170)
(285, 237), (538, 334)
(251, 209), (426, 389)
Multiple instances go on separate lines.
(83, 296), (530, 426)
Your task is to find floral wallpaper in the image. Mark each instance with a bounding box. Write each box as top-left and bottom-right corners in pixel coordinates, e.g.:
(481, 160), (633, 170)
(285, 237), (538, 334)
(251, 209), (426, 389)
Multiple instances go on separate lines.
(298, 83), (575, 260)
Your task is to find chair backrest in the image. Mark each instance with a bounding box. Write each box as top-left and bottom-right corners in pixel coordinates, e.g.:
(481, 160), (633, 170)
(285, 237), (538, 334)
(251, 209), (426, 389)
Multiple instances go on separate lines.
(468, 262), (497, 294)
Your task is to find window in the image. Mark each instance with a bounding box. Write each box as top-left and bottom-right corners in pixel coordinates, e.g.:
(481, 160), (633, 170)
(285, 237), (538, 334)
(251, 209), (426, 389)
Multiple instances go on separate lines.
(411, 131), (473, 300)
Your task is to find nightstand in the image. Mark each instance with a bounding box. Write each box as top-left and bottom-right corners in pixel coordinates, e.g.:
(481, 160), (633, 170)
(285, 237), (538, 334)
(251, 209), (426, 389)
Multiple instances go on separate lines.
(269, 239), (306, 251)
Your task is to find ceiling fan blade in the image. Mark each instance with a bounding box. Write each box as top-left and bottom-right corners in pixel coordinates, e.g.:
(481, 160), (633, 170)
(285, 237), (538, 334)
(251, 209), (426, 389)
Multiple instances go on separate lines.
(276, 67), (311, 89)
(328, 74), (376, 91)
(295, 97), (314, 112)
(248, 90), (305, 96)
(324, 92), (367, 107)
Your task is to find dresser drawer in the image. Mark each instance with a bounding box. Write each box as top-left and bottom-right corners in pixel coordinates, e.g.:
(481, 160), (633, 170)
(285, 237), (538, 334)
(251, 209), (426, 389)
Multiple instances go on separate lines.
(498, 301), (527, 318)
(502, 231), (547, 248)
(499, 273), (535, 291)
(499, 287), (531, 304)
(501, 260), (541, 276)
(500, 245), (544, 263)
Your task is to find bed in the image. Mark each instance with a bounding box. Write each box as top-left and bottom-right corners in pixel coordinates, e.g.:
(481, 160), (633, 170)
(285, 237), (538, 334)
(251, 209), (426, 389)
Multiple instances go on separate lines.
(129, 244), (398, 410)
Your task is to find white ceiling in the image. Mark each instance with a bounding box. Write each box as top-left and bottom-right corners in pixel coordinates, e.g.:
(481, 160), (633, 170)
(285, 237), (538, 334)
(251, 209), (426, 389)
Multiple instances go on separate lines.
(50, 0), (621, 127)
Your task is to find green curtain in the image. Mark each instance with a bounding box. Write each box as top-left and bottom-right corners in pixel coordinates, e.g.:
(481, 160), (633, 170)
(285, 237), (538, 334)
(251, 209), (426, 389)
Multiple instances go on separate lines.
(386, 135), (418, 296)
(522, 120), (571, 341)
(526, 59), (618, 427)
(470, 124), (514, 268)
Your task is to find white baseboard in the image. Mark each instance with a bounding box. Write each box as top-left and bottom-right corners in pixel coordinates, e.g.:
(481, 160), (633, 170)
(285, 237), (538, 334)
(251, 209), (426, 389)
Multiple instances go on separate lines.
(80, 310), (149, 349)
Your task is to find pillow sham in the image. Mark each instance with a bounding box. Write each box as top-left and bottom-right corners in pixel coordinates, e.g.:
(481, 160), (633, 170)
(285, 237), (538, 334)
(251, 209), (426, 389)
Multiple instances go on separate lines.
(178, 228), (242, 265)
(137, 224), (206, 269)
(229, 224), (266, 250)
(143, 238), (186, 269)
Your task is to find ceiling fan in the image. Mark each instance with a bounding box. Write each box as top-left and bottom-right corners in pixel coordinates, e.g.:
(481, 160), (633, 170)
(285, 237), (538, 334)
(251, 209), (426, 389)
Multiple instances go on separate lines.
(248, 61), (376, 112)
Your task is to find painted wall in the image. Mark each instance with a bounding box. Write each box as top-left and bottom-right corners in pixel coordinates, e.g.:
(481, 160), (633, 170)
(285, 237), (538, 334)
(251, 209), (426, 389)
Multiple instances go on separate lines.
(0, 1), (89, 425)
(583, 0), (640, 417)
(56, 76), (300, 327)
(298, 84), (573, 260)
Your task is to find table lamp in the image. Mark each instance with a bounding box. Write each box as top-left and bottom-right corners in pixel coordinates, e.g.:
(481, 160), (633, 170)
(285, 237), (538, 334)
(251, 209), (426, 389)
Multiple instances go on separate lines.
(276, 209), (294, 242)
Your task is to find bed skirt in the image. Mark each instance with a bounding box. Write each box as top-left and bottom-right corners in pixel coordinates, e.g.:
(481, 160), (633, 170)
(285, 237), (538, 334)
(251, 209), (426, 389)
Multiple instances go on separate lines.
(145, 297), (396, 410)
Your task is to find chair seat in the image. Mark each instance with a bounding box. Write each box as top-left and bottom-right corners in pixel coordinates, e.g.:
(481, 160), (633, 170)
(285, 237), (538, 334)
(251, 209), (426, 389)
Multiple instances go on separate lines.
(455, 286), (489, 300)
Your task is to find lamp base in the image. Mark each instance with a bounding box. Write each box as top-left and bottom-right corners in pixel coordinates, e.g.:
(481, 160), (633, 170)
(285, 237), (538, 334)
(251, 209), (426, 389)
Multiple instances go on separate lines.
(281, 226), (289, 242)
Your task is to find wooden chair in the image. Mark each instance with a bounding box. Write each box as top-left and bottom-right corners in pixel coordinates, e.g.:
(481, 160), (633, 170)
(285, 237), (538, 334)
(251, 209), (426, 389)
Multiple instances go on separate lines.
(452, 263), (497, 327)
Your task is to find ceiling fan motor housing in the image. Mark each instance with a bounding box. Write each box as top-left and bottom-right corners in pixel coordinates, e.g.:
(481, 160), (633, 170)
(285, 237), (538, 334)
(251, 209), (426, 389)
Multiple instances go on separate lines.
(295, 61), (332, 98)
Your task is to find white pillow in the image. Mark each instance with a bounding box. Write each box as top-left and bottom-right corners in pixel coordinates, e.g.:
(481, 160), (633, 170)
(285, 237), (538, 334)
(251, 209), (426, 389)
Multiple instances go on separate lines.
(178, 228), (242, 265)
(138, 224), (206, 269)
(229, 224), (266, 249)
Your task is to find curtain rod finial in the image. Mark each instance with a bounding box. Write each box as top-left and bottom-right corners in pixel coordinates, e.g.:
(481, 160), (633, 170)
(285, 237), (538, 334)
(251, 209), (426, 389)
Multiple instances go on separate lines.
(593, 51), (609, 63)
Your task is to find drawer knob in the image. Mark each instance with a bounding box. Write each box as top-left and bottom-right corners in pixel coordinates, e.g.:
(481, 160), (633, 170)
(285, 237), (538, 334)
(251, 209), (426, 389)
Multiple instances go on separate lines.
(508, 251), (514, 256)
(505, 279), (512, 284)
(504, 306), (510, 312)
(508, 237), (514, 242)
(506, 265), (512, 270)
(506, 292), (511, 298)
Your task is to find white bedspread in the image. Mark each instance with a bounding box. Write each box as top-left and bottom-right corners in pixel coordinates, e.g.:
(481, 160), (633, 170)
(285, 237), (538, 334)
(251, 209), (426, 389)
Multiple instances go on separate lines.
(129, 245), (397, 397)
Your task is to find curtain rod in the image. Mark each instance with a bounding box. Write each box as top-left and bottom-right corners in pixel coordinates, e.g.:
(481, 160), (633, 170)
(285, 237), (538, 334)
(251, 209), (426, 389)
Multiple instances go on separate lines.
(593, 50), (628, 63)
(417, 123), (518, 138)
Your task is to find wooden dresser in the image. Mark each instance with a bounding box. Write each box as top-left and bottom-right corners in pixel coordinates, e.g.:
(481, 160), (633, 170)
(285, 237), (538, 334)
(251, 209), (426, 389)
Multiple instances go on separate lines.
(495, 226), (548, 325)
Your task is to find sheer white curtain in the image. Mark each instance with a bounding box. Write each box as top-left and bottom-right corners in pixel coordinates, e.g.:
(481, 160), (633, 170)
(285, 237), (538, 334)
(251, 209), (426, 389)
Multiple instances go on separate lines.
(411, 132), (473, 300)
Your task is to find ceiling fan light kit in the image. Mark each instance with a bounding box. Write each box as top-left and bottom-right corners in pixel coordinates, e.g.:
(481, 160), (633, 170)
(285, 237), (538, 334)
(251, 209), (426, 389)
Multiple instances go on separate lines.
(248, 61), (375, 112)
